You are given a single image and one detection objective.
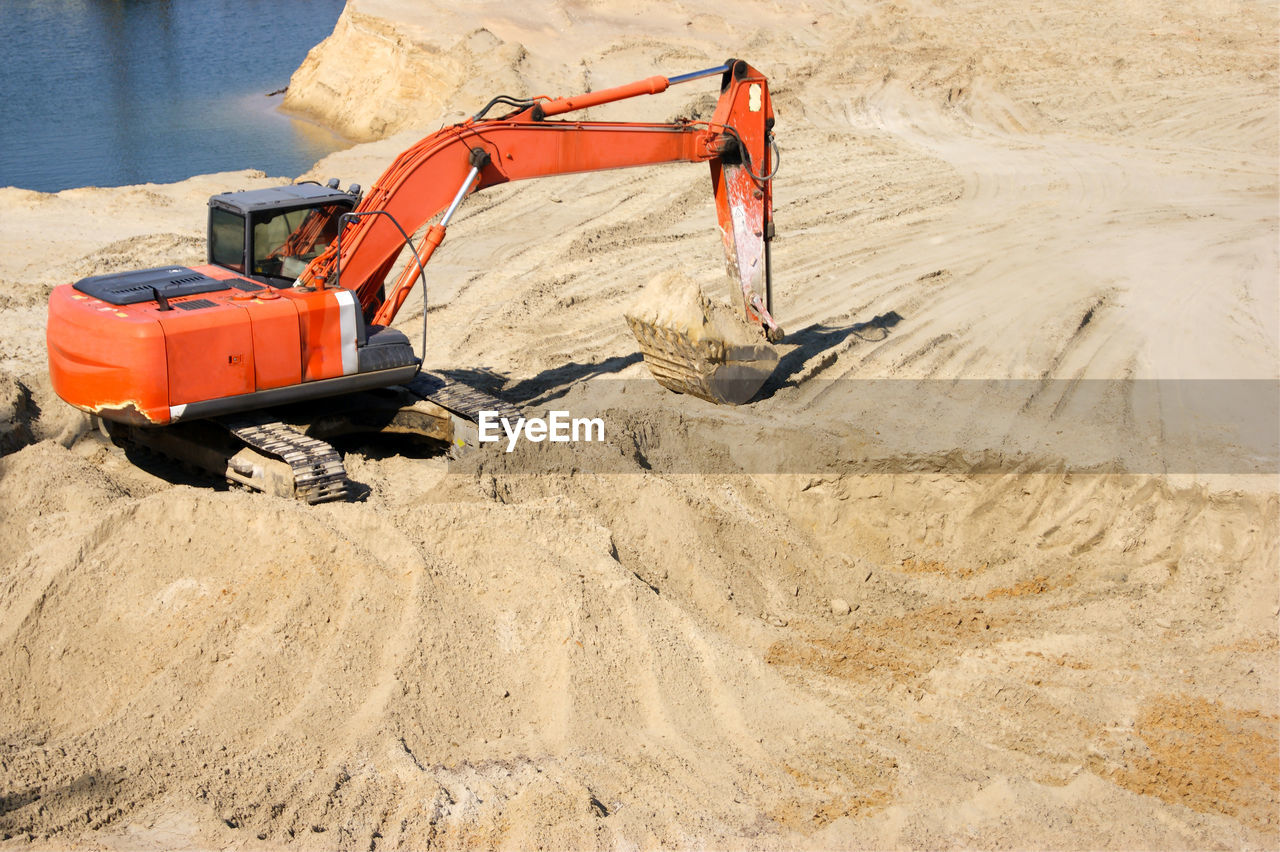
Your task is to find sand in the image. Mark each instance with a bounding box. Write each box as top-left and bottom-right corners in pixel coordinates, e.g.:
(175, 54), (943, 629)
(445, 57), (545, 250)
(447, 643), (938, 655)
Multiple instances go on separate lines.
(1, 0), (1277, 848)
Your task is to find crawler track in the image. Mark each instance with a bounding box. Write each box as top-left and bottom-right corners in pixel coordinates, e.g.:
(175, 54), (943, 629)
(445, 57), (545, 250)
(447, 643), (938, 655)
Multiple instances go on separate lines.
(99, 375), (521, 504)
(221, 414), (354, 504)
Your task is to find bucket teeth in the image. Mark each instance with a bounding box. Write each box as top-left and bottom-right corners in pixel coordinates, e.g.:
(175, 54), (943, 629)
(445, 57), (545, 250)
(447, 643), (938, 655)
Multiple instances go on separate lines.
(626, 316), (778, 405)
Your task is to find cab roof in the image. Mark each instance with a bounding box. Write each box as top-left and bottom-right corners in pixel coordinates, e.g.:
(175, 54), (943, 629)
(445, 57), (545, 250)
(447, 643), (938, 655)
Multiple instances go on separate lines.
(208, 183), (354, 216)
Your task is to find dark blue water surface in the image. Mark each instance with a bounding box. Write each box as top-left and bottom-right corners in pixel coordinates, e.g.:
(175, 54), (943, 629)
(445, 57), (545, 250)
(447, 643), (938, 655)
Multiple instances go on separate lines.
(0, 0), (348, 192)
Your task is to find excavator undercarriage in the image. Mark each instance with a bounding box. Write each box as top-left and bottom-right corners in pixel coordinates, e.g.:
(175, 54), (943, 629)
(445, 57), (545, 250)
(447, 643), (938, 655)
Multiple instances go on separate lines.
(99, 372), (519, 503)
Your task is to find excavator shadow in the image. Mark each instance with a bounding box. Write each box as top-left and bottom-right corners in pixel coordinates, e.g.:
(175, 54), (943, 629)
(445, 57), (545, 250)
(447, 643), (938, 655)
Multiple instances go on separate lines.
(326, 432), (450, 463)
(100, 308), (899, 500)
(96, 370), (526, 504)
(458, 354), (644, 406)
(438, 311), (900, 410)
(755, 310), (903, 400)
(114, 437), (237, 493)
(434, 366), (512, 398)
(0, 768), (132, 826)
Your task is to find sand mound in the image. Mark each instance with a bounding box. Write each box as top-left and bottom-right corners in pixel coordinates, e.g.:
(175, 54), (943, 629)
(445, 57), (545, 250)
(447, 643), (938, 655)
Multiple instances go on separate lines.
(1, 441), (1274, 848)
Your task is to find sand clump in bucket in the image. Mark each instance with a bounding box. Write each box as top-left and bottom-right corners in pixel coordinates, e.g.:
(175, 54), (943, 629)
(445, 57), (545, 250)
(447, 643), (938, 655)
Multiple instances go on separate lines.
(625, 271), (779, 404)
(628, 271), (764, 348)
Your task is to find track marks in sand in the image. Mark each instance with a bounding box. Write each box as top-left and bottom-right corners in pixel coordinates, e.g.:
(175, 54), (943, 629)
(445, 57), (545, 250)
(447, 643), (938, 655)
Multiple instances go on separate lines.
(0, 486), (441, 844)
(364, 483), (902, 843)
(750, 470), (1276, 846)
(774, 73), (1278, 390)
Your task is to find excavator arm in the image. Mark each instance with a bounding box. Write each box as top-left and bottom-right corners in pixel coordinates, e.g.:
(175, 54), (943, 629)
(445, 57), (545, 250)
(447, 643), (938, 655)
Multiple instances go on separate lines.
(297, 59), (781, 342)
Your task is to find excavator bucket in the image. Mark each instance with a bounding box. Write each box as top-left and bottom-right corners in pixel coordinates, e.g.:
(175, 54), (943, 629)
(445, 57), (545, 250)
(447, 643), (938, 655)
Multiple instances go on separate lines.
(625, 273), (779, 405)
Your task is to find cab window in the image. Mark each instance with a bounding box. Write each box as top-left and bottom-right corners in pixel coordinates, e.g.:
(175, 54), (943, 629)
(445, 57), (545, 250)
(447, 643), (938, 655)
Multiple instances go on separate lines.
(209, 208), (245, 273)
(251, 204), (344, 282)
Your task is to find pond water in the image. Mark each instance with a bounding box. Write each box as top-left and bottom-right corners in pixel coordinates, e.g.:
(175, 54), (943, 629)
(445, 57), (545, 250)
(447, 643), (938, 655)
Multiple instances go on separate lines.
(0, 0), (349, 191)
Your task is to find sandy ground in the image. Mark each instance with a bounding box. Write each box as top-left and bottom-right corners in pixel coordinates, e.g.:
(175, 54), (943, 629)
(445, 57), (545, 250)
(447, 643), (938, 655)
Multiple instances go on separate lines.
(1, 0), (1278, 848)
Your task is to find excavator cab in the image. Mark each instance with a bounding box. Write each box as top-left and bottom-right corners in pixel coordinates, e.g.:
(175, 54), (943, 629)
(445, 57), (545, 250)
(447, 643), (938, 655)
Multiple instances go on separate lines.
(208, 182), (360, 285)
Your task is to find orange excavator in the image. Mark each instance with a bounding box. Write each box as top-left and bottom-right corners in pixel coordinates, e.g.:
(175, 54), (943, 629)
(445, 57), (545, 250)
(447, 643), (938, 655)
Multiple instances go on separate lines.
(47, 59), (782, 501)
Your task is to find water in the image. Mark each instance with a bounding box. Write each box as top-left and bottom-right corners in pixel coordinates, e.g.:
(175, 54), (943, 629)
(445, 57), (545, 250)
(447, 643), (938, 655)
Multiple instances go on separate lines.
(0, 0), (349, 192)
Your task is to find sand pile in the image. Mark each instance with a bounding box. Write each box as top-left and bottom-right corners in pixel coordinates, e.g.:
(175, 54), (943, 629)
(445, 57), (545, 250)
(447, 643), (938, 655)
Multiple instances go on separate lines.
(1, 0), (1277, 848)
